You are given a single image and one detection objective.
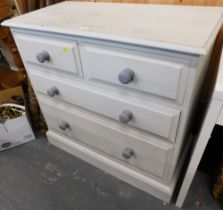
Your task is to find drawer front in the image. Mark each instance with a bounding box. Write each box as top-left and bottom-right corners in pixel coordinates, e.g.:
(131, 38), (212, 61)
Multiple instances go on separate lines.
(39, 94), (173, 178)
(14, 33), (82, 76)
(30, 72), (180, 141)
(79, 43), (188, 103)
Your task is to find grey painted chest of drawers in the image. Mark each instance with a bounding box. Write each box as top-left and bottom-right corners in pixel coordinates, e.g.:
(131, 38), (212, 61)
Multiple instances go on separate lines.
(3, 2), (223, 202)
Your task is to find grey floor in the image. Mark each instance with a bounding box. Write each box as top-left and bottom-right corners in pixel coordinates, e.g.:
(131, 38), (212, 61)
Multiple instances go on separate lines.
(0, 137), (221, 210)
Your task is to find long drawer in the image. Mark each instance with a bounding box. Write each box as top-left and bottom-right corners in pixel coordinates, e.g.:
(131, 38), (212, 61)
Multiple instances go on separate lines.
(30, 72), (180, 141)
(38, 94), (173, 178)
(79, 43), (188, 103)
(46, 130), (173, 201)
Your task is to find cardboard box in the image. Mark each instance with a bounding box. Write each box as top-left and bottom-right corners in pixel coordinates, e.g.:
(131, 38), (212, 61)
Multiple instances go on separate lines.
(0, 104), (35, 151)
(0, 86), (23, 104)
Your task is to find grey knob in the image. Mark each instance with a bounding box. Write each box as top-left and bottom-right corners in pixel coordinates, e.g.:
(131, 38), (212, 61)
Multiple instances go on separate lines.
(118, 68), (135, 84)
(59, 121), (70, 131)
(36, 51), (50, 63)
(47, 86), (59, 97)
(119, 110), (133, 124)
(122, 147), (134, 159)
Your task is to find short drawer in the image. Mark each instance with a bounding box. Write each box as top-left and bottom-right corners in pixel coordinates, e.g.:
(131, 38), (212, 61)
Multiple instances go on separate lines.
(79, 43), (188, 103)
(39, 94), (173, 178)
(14, 33), (82, 76)
(30, 72), (180, 141)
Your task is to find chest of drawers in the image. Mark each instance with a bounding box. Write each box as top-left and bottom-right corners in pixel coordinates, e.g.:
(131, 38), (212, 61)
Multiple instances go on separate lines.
(3, 2), (223, 202)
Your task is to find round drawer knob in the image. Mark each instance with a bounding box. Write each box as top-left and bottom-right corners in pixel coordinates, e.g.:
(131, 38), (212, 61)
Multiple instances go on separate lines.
(118, 68), (135, 84)
(119, 110), (133, 124)
(122, 147), (134, 159)
(36, 51), (50, 63)
(59, 121), (70, 131)
(47, 86), (59, 97)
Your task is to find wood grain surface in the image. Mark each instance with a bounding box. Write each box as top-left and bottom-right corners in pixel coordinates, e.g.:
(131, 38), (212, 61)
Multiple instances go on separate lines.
(0, 1), (13, 21)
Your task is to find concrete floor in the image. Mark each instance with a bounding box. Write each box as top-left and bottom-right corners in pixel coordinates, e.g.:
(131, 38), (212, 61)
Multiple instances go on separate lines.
(0, 137), (221, 210)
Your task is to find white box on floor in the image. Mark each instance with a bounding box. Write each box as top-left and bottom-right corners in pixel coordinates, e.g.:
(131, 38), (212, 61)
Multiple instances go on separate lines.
(0, 104), (35, 151)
